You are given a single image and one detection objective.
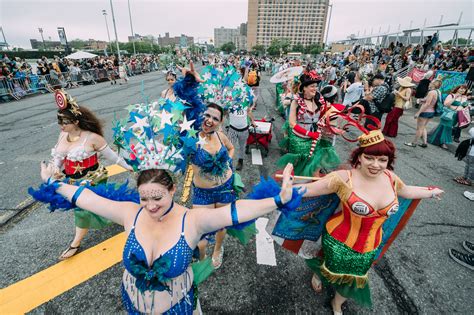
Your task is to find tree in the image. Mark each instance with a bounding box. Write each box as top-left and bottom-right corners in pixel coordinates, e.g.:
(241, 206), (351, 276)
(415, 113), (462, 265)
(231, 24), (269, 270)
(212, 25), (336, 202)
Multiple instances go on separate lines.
(220, 42), (236, 54)
(252, 44), (266, 56)
(305, 43), (323, 55)
(443, 38), (471, 46)
(267, 38), (291, 56)
(292, 43), (305, 53)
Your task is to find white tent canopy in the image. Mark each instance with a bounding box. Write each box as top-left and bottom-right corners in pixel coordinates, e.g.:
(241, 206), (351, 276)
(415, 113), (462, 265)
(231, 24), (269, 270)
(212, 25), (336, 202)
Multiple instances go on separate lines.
(65, 51), (98, 60)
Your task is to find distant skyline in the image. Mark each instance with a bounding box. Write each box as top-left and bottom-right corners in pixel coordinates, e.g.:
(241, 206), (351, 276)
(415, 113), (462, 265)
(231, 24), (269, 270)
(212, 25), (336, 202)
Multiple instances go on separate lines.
(1, 0), (473, 48)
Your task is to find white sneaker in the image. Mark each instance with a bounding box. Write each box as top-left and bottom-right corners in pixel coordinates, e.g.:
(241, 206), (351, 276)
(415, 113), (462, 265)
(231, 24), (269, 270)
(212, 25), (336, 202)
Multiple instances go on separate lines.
(463, 191), (474, 201)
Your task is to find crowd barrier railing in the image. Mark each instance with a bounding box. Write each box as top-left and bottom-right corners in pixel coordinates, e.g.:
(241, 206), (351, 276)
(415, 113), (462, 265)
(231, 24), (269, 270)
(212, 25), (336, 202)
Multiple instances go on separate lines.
(0, 64), (164, 102)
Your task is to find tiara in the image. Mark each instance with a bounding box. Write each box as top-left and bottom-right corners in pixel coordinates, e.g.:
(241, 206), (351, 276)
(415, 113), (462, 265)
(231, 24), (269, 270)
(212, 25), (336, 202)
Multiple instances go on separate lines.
(113, 98), (198, 173)
(358, 129), (385, 147)
(55, 90), (82, 116)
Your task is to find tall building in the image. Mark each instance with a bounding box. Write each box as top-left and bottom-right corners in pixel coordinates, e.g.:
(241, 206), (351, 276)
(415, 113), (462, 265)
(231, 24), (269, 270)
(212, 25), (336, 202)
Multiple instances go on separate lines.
(214, 23), (248, 51)
(247, 0), (329, 51)
(158, 33), (194, 48)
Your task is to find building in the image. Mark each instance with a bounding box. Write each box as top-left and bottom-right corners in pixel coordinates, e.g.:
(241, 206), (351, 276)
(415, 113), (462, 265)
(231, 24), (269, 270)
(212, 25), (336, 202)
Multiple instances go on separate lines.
(247, 0), (329, 51)
(158, 33), (194, 48)
(30, 39), (62, 50)
(214, 23), (248, 51)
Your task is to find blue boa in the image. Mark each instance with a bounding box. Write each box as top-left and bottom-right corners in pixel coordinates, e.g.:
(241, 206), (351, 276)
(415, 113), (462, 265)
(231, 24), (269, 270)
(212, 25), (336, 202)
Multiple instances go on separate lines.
(246, 177), (304, 216)
(173, 73), (206, 128)
(28, 180), (140, 212)
(128, 252), (172, 293)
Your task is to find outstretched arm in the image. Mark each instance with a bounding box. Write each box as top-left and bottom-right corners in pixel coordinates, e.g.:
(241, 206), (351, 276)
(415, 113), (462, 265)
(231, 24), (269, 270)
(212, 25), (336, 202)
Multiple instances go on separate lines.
(398, 185), (444, 200)
(40, 162), (137, 225)
(194, 163), (295, 235)
(295, 169), (346, 197)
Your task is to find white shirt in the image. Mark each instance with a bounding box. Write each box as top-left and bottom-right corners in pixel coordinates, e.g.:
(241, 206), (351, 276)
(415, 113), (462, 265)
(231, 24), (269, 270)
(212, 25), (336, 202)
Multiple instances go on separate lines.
(229, 108), (248, 129)
(343, 82), (364, 106)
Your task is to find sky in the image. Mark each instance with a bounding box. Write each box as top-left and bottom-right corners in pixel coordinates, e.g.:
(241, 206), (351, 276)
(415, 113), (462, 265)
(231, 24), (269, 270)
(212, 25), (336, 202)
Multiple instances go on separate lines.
(0, 0), (473, 48)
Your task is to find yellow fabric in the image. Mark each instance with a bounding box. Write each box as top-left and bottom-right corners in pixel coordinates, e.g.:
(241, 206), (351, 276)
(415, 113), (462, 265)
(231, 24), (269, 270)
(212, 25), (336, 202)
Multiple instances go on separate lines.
(320, 260), (368, 289)
(325, 171), (352, 201)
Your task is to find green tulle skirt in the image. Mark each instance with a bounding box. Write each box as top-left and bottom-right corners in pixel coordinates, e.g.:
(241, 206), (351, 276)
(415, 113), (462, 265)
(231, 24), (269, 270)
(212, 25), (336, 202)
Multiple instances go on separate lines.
(306, 231), (374, 307)
(277, 130), (340, 176)
(275, 83), (285, 116)
(74, 209), (112, 229)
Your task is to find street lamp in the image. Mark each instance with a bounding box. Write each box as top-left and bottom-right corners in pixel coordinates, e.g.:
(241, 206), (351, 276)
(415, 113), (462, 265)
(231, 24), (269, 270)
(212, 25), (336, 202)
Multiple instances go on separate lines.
(102, 10), (113, 54)
(324, 3), (333, 50)
(38, 27), (46, 50)
(127, 0), (137, 55)
(109, 0), (121, 63)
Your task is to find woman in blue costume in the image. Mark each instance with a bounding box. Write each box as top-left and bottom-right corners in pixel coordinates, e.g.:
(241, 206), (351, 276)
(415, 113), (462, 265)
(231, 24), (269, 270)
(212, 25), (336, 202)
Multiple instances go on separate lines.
(38, 161), (297, 314)
(190, 103), (235, 269)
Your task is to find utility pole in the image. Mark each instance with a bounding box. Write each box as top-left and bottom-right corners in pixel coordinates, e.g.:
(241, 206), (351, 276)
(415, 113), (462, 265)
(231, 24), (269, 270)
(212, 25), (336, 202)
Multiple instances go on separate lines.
(38, 27), (46, 50)
(324, 3), (333, 50)
(102, 10), (113, 54)
(127, 0), (137, 55)
(109, 0), (121, 63)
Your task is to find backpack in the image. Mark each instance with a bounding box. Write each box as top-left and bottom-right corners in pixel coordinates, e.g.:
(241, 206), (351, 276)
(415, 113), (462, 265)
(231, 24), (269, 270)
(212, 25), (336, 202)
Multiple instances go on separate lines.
(247, 70), (258, 86)
(377, 92), (395, 113)
(434, 90), (444, 117)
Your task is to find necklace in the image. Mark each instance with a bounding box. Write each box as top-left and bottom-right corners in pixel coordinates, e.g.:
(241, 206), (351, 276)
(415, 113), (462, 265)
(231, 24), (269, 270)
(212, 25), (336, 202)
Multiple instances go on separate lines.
(158, 201), (174, 222)
(67, 131), (81, 142)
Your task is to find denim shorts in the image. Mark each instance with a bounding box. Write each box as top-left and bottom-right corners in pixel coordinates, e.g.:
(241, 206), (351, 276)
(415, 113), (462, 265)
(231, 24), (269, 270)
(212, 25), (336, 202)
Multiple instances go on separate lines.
(419, 112), (435, 119)
(192, 175), (236, 205)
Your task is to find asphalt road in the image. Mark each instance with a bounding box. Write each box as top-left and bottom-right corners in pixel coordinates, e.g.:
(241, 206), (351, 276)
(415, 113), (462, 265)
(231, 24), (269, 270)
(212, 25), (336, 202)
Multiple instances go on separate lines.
(0, 68), (473, 314)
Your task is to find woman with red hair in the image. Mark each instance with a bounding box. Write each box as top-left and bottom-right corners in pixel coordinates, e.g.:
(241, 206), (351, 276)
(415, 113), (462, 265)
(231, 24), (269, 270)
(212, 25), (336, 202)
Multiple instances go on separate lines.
(296, 130), (443, 314)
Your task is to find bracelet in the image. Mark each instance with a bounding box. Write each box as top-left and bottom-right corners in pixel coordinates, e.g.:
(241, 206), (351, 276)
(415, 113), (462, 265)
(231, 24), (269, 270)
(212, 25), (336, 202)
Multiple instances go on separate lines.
(273, 194), (284, 208)
(230, 201), (239, 226)
(71, 186), (86, 208)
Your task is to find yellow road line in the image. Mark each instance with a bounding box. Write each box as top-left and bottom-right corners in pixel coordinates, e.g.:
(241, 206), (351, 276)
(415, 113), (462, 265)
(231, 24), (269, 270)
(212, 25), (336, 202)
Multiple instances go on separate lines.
(0, 164), (128, 313)
(0, 232), (126, 314)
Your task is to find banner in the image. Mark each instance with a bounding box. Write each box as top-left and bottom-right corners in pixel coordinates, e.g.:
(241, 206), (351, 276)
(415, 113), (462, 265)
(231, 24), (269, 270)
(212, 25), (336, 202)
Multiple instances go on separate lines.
(408, 68), (429, 83)
(435, 70), (467, 96)
(57, 27), (67, 46)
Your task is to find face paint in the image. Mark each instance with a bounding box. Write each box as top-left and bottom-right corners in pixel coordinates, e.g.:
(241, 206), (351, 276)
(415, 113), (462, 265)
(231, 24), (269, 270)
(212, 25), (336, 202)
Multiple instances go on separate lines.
(138, 188), (168, 201)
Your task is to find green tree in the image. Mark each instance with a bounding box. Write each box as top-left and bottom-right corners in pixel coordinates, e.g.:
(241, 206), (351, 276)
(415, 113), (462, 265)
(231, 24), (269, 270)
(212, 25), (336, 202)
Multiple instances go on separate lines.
(252, 44), (266, 56)
(220, 41), (236, 54)
(305, 43), (323, 55)
(292, 43), (305, 53)
(267, 38), (291, 56)
(443, 38), (471, 46)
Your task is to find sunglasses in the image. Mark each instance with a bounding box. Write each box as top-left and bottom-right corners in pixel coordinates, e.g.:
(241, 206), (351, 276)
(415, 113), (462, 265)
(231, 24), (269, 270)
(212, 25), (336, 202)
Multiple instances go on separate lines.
(166, 78), (175, 82)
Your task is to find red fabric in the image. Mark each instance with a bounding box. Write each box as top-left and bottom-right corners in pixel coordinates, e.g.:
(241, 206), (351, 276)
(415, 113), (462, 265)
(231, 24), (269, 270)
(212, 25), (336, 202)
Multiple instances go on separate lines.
(293, 124), (309, 137)
(64, 154), (98, 175)
(382, 107), (404, 137)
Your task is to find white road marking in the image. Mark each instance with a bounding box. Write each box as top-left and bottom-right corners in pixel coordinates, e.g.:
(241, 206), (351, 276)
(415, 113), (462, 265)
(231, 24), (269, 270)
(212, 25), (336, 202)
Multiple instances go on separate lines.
(251, 148), (263, 165)
(256, 218), (277, 266)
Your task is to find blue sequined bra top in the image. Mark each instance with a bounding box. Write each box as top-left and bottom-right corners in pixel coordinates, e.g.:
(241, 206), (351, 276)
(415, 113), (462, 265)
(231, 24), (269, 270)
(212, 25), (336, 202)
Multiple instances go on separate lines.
(191, 132), (231, 177)
(123, 208), (194, 292)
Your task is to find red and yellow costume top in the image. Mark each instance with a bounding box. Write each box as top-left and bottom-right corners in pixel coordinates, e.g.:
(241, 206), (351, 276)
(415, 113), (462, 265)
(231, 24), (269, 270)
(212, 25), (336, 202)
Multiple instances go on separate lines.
(324, 170), (405, 253)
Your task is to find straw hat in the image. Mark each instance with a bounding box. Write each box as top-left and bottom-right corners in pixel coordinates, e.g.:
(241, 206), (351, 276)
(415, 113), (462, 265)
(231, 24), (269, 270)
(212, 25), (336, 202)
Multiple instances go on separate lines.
(397, 76), (415, 88)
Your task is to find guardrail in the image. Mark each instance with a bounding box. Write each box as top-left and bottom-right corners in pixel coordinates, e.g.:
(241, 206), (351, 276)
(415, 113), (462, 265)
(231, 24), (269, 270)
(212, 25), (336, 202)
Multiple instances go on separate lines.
(0, 63), (162, 102)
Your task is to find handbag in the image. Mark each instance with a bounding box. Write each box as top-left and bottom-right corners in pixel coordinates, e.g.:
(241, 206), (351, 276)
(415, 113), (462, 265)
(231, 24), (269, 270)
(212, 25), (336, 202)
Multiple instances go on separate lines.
(457, 107), (472, 128)
(403, 99), (412, 110)
(440, 108), (455, 121)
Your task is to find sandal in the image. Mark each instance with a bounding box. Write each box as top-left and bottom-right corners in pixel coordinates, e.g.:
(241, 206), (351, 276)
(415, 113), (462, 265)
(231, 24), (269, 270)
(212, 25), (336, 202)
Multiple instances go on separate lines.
(404, 142), (417, 147)
(453, 177), (472, 186)
(311, 274), (323, 293)
(59, 245), (80, 260)
(418, 143), (428, 148)
(212, 246), (224, 269)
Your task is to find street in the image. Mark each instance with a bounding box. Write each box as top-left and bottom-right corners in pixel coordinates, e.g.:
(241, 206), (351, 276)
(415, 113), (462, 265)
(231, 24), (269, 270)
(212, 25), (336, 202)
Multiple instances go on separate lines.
(0, 69), (472, 314)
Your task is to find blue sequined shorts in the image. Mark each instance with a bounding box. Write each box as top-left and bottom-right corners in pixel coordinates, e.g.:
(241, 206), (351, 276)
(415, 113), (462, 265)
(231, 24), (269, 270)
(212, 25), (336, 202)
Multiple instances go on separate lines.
(192, 175), (236, 205)
(121, 283), (194, 314)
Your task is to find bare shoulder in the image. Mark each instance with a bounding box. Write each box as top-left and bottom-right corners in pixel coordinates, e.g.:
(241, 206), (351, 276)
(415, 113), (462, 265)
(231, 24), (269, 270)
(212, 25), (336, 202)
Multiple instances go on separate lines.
(122, 202), (143, 230)
(330, 169), (350, 181)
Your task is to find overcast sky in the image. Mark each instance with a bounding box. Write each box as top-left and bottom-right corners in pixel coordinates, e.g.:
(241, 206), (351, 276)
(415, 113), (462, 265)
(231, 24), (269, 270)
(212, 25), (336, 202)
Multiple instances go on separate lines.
(1, 0), (473, 48)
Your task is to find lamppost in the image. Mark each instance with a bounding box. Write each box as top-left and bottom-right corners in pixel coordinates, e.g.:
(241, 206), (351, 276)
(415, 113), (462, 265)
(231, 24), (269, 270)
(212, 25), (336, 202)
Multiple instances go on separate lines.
(127, 0), (137, 55)
(109, 0), (121, 63)
(38, 27), (46, 50)
(102, 10), (113, 54)
(324, 2), (333, 50)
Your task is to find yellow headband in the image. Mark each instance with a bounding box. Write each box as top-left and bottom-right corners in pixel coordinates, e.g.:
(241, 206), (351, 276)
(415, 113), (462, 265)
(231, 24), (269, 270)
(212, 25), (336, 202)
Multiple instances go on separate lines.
(358, 130), (385, 147)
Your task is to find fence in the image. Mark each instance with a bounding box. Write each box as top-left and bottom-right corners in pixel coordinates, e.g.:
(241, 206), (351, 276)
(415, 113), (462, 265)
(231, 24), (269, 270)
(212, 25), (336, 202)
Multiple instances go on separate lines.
(0, 62), (162, 102)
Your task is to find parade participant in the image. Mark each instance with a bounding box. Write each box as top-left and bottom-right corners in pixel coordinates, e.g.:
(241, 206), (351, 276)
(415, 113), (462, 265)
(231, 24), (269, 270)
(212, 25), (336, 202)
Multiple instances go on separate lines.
(429, 84), (470, 148)
(50, 90), (131, 260)
(227, 104), (256, 171)
(404, 79), (442, 148)
(277, 70), (340, 176)
(382, 77), (414, 137)
(191, 103), (235, 268)
(160, 70), (177, 101)
(37, 158), (298, 314)
(296, 129), (444, 314)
